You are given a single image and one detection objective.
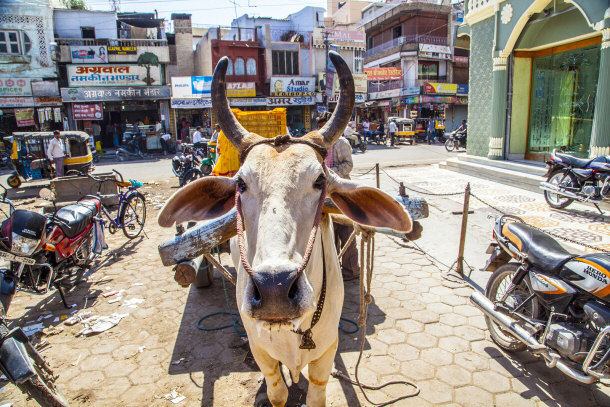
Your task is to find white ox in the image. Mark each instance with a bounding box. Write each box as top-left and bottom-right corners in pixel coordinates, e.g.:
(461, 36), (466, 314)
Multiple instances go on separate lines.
(159, 52), (412, 407)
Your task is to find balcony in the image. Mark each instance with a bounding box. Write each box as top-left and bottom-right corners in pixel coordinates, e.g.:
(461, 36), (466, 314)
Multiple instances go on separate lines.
(269, 29), (311, 48)
(368, 79), (402, 93)
(364, 35), (447, 58)
(56, 38), (170, 64)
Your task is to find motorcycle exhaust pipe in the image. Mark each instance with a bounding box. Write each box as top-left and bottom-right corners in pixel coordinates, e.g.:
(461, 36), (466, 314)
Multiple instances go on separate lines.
(470, 291), (597, 384)
(539, 182), (602, 203)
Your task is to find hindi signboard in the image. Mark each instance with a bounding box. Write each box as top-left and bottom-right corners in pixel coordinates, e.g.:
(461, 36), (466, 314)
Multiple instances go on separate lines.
(0, 78), (33, 97)
(70, 46), (108, 63)
(73, 103), (103, 120)
(61, 86), (171, 102)
(364, 67), (402, 81)
(15, 108), (35, 127)
(68, 64), (161, 87)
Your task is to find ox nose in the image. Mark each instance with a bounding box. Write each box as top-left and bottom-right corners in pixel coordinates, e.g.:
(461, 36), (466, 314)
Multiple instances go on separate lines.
(250, 269), (302, 321)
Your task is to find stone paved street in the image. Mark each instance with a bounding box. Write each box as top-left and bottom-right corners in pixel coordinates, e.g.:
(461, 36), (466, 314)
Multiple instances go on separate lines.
(2, 166), (610, 406)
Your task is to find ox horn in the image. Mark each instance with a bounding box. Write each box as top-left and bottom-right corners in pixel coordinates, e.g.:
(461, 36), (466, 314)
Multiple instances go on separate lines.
(315, 51), (355, 148)
(211, 57), (263, 152)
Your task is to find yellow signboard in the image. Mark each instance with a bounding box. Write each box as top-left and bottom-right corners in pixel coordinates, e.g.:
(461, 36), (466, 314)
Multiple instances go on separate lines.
(226, 82), (256, 97)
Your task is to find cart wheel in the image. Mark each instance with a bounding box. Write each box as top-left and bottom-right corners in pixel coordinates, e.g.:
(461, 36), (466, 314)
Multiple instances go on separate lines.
(7, 174), (21, 188)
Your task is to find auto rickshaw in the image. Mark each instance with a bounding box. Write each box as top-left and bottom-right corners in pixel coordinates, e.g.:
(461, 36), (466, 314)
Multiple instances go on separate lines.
(434, 119), (446, 142)
(413, 118), (429, 143)
(5, 131), (93, 188)
(387, 117), (415, 145)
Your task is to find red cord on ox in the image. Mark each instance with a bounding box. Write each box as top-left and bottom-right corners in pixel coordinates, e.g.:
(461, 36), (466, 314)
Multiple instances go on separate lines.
(235, 163), (328, 278)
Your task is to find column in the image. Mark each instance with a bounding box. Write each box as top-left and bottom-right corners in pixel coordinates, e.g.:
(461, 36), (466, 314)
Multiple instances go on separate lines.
(488, 56), (508, 160)
(590, 28), (610, 157)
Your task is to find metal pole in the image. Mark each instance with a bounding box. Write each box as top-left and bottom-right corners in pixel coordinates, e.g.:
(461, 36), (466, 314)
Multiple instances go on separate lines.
(324, 30), (329, 109)
(375, 163), (380, 188)
(456, 182), (470, 275)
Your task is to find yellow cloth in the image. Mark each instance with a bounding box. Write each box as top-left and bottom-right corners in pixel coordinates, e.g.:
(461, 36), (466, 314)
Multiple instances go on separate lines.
(212, 108), (287, 177)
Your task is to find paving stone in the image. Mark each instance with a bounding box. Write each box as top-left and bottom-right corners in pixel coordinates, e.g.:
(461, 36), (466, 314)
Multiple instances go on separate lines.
(411, 309), (439, 324)
(453, 325), (485, 341)
(454, 385), (494, 407)
(420, 347), (453, 366)
(423, 322), (453, 338)
(400, 359), (435, 381)
(79, 354), (113, 371)
(417, 379), (453, 404)
(437, 365), (472, 387)
(388, 343), (420, 361)
(396, 319), (424, 333)
(454, 304), (482, 317)
(440, 294), (468, 306)
(426, 302), (453, 315)
(406, 332), (438, 349)
(439, 313), (468, 327)
(473, 370), (511, 393)
(438, 336), (471, 353)
(385, 306), (412, 320)
(362, 355), (400, 376)
(496, 392), (537, 407)
(470, 339), (505, 359)
(454, 352), (489, 372)
(376, 328), (406, 345)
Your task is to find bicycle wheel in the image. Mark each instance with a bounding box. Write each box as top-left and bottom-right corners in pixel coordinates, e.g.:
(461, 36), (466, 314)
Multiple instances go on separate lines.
(119, 192), (146, 239)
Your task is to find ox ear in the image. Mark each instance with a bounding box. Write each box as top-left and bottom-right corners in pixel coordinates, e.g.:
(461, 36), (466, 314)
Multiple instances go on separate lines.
(158, 176), (236, 228)
(328, 172), (412, 233)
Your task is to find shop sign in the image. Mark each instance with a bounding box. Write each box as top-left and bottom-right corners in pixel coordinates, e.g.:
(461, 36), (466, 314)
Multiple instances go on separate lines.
(171, 97), (267, 108)
(231, 97), (267, 106)
(401, 86), (420, 96)
(313, 28), (365, 44)
(61, 86), (171, 102)
(409, 110), (418, 118)
(67, 64), (161, 87)
(267, 96), (315, 106)
(364, 67), (402, 81)
(317, 72), (367, 93)
(70, 46), (108, 63)
(328, 93), (366, 103)
(403, 96), (420, 104)
(457, 84), (468, 95)
(421, 95), (456, 103)
(418, 44), (452, 60)
(227, 82), (256, 97)
(171, 76), (212, 98)
(108, 46), (137, 55)
(0, 78), (33, 97)
(271, 77), (315, 96)
(368, 88), (401, 100)
(454, 56), (469, 66)
(424, 82), (458, 94)
(456, 96), (468, 105)
(31, 80), (59, 97)
(0, 97), (35, 108)
(34, 97), (63, 107)
(317, 105), (327, 113)
(73, 103), (103, 120)
(15, 108), (35, 127)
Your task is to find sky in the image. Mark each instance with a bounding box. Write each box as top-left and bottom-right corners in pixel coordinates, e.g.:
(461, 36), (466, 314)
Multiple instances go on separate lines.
(83, 0), (331, 28)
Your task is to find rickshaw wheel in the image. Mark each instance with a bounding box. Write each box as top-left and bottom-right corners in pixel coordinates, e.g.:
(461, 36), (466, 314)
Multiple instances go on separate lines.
(7, 174), (21, 188)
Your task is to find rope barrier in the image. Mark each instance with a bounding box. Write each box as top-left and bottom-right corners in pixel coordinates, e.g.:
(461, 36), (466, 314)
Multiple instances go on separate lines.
(351, 165), (377, 178)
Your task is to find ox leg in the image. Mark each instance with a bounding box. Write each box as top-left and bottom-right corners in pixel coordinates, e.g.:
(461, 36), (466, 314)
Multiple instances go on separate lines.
(306, 337), (338, 407)
(251, 346), (288, 407)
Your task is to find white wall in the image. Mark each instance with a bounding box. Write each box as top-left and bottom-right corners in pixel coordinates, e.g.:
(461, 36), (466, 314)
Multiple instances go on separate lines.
(54, 9), (117, 39)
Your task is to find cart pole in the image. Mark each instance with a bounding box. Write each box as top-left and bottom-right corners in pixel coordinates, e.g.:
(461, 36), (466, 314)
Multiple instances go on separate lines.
(375, 163), (380, 188)
(456, 183), (470, 275)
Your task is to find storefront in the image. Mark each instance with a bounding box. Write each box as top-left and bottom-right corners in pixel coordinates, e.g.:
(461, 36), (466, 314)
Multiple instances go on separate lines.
(270, 76), (316, 133)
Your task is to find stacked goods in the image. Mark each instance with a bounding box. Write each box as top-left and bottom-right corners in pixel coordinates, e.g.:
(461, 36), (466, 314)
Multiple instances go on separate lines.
(212, 108), (287, 177)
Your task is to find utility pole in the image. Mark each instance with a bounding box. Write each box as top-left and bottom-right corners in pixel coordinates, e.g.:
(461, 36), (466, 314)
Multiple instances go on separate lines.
(323, 30), (330, 109)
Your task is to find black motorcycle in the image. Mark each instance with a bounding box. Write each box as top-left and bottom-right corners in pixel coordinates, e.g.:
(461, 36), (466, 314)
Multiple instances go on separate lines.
(172, 144), (205, 186)
(444, 130), (466, 152)
(540, 149), (610, 212)
(472, 214), (610, 385)
(0, 186), (70, 406)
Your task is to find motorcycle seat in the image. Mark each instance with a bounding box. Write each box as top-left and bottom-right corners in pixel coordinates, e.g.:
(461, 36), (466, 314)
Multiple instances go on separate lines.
(502, 222), (573, 273)
(554, 152), (593, 169)
(54, 198), (100, 238)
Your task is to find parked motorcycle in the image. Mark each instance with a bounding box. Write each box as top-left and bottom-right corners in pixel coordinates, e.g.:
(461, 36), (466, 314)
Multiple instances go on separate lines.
(116, 133), (144, 161)
(192, 142), (214, 176)
(344, 132), (367, 153)
(540, 149), (610, 212)
(172, 145), (204, 186)
(444, 130), (467, 152)
(472, 214), (610, 385)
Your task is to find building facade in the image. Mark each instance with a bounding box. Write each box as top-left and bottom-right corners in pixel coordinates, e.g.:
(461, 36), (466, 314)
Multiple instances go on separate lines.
(0, 0), (63, 135)
(465, 0), (610, 160)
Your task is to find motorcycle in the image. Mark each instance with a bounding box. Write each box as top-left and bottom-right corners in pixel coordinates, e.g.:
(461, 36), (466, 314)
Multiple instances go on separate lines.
(172, 145), (204, 186)
(116, 133), (144, 161)
(344, 131), (367, 153)
(444, 130), (467, 152)
(472, 214), (610, 385)
(192, 142), (214, 176)
(540, 149), (610, 212)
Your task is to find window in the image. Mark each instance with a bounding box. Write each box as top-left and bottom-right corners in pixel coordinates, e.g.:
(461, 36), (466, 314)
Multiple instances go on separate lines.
(247, 57), (257, 75)
(392, 25), (402, 40)
(235, 57), (245, 75)
(272, 50), (299, 75)
(81, 27), (95, 39)
(226, 58), (233, 75)
(367, 36), (374, 50)
(418, 61), (439, 80)
(22, 33), (31, 53)
(0, 31), (20, 55)
(354, 50), (363, 73)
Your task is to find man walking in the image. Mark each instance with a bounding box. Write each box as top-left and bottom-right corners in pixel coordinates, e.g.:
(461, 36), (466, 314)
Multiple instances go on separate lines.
(389, 119), (397, 146)
(47, 130), (66, 178)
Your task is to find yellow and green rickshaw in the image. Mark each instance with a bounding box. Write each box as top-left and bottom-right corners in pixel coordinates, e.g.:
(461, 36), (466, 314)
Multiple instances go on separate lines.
(387, 117), (416, 145)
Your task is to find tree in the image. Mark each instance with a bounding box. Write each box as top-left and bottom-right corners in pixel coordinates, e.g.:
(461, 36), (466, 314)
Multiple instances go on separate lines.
(63, 0), (87, 9)
(136, 52), (159, 86)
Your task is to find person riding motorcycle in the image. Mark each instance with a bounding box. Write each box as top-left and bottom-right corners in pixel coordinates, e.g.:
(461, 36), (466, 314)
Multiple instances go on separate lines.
(455, 119), (467, 142)
(343, 121), (363, 150)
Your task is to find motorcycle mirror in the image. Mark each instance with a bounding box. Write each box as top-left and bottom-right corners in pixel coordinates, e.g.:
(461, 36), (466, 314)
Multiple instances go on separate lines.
(39, 188), (54, 200)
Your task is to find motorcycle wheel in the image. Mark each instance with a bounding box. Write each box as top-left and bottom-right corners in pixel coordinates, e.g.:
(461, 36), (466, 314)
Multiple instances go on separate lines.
(200, 164), (213, 176)
(119, 192), (147, 239)
(544, 170), (576, 209)
(16, 346), (69, 407)
(117, 153), (126, 162)
(7, 173), (21, 189)
(93, 154), (100, 163)
(445, 139), (456, 152)
(359, 143), (367, 153)
(194, 257), (214, 288)
(485, 263), (541, 352)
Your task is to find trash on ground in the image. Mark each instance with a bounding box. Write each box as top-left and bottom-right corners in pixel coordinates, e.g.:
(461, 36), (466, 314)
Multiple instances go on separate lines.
(69, 304), (77, 308)
(108, 297), (122, 304)
(122, 298), (144, 308)
(132, 283), (144, 287)
(42, 314), (54, 320)
(71, 354), (82, 366)
(139, 346), (146, 353)
(78, 313), (128, 336)
(42, 326), (64, 336)
(64, 311), (93, 326)
(60, 315), (67, 320)
(22, 323), (44, 337)
(103, 290), (120, 298)
(171, 396), (186, 404)
(53, 317), (59, 323)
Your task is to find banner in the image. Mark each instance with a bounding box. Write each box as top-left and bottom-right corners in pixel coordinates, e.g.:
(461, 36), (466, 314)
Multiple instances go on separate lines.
(108, 46), (137, 55)
(271, 77), (315, 96)
(418, 44), (452, 60)
(424, 83), (458, 94)
(15, 108), (35, 127)
(267, 96), (315, 106)
(67, 64), (161, 87)
(31, 80), (59, 97)
(171, 76), (212, 98)
(457, 84), (468, 95)
(0, 78), (33, 97)
(313, 28), (364, 43)
(364, 67), (402, 81)
(227, 82), (255, 97)
(317, 72), (367, 93)
(61, 86), (171, 102)
(34, 97), (63, 107)
(171, 97), (267, 109)
(0, 97), (35, 108)
(70, 46), (108, 63)
(73, 103), (103, 120)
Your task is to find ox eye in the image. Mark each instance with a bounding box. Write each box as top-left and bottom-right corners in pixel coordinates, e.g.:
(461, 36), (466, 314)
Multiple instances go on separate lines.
(237, 178), (247, 193)
(313, 174), (326, 190)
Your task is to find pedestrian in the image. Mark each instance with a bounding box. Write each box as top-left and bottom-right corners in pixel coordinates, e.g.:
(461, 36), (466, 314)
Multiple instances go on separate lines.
(318, 112), (360, 281)
(112, 123), (120, 147)
(362, 118), (372, 141)
(192, 126), (203, 144)
(91, 121), (101, 142)
(47, 130), (66, 178)
(427, 119), (435, 144)
(160, 133), (172, 156)
(389, 119), (397, 146)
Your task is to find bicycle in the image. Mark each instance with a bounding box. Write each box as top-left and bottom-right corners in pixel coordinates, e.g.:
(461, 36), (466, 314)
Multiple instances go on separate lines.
(86, 169), (147, 239)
